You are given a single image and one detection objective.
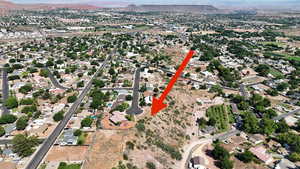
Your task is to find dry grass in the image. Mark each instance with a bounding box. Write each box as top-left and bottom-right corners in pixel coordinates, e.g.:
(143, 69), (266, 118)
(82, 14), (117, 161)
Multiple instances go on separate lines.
(82, 130), (134, 169)
(45, 146), (88, 162)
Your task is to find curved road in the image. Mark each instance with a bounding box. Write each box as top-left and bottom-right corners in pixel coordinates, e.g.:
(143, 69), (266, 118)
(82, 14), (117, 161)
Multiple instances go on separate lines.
(44, 67), (69, 90)
(25, 58), (110, 169)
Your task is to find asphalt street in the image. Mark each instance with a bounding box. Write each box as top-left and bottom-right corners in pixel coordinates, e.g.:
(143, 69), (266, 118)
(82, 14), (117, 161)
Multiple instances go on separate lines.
(126, 68), (143, 115)
(1, 68), (9, 115)
(25, 58), (109, 169)
(44, 67), (69, 90)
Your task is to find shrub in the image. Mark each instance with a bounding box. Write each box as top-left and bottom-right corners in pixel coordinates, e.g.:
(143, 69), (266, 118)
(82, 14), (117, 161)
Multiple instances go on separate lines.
(67, 95), (77, 103)
(0, 126), (5, 136)
(5, 97), (18, 109)
(16, 116), (29, 130)
(146, 162), (156, 169)
(81, 117), (93, 128)
(73, 129), (82, 136)
(0, 114), (17, 124)
(53, 111), (64, 122)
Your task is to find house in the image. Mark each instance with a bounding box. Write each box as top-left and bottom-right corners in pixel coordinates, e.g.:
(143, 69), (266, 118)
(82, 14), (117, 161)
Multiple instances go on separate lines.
(275, 158), (297, 169)
(2, 148), (20, 161)
(110, 111), (127, 125)
(249, 134), (264, 145)
(201, 126), (216, 135)
(145, 96), (152, 104)
(49, 88), (65, 95)
(249, 146), (273, 164)
(53, 103), (65, 113)
(57, 129), (77, 145)
(4, 123), (16, 136)
(189, 156), (206, 169)
(231, 103), (238, 114)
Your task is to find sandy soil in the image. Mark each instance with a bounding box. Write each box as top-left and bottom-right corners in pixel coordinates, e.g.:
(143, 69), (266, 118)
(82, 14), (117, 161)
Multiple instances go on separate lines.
(0, 161), (17, 169)
(234, 158), (269, 169)
(45, 146), (88, 162)
(82, 130), (134, 169)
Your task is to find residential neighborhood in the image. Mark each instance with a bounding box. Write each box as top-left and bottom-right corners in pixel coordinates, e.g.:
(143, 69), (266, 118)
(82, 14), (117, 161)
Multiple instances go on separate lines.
(0, 1), (300, 169)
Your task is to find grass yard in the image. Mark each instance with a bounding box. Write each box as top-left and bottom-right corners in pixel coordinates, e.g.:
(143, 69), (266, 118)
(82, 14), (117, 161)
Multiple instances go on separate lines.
(206, 104), (231, 132)
(287, 56), (300, 61)
(260, 41), (285, 47)
(58, 163), (81, 169)
(269, 68), (284, 78)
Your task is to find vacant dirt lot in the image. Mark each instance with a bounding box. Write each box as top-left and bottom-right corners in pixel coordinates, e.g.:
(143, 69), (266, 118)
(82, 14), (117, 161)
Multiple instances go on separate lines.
(0, 161), (16, 169)
(82, 130), (134, 169)
(45, 146), (88, 162)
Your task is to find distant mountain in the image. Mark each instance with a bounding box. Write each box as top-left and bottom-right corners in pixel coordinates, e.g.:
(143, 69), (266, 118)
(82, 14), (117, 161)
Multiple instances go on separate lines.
(0, 0), (101, 10)
(124, 4), (218, 13)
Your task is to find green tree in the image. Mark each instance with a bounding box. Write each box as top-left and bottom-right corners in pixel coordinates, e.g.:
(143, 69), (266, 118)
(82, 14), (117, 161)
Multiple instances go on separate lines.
(237, 150), (254, 163)
(146, 162), (156, 169)
(289, 152), (300, 162)
(0, 126), (5, 137)
(242, 111), (259, 134)
(219, 158), (233, 169)
(276, 82), (289, 91)
(53, 111), (64, 122)
(39, 69), (49, 77)
(109, 68), (116, 75)
(125, 95), (132, 101)
(255, 64), (270, 77)
(81, 117), (93, 128)
(0, 114), (17, 124)
(12, 134), (39, 157)
(197, 117), (207, 129)
(5, 97), (18, 109)
(19, 84), (33, 94)
(276, 120), (289, 133)
(260, 117), (277, 135)
(67, 95), (77, 103)
(73, 129), (82, 136)
(212, 144), (230, 160)
(16, 116), (29, 130)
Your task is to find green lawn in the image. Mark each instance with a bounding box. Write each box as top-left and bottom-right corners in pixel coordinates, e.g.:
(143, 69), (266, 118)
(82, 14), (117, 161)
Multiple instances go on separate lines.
(58, 163), (81, 169)
(260, 41), (285, 47)
(269, 68), (284, 78)
(206, 104), (230, 132)
(287, 56), (300, 61)
(39, 164), (47, 169)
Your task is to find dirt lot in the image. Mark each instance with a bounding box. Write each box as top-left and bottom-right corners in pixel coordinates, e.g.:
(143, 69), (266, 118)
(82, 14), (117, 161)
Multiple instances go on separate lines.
(45, 146), (88, 162)
(0, 161), (16, 169)
(124, 85), (215, 169)
(82, 130), (135, 169)
(234, 158), (269, 169)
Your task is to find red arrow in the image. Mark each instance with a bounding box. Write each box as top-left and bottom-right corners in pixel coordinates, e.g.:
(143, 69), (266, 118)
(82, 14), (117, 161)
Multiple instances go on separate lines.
(151, 50), (196, 116)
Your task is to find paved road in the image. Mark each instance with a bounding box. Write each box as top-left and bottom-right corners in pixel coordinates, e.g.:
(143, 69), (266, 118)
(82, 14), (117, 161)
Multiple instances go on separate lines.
(1, 68), (9, 115)
(183, 128), (240, 169)
(183, 107), (300, 168)
(44, 67), (69, 90)
(273, 108), (300, 121)
(25, 58), (110, 169)
(239, 84), (249, 99)
(100, 87), (133, 91)
(126, 68), (143, 115)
